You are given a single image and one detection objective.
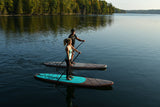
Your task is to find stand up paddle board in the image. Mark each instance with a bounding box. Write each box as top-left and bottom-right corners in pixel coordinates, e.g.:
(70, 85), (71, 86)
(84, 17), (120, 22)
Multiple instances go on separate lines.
(44, 62), (107, 70)
(34, 73), (113, 88)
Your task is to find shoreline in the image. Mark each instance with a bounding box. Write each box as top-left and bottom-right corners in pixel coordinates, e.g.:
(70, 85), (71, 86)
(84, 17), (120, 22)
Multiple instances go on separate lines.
(0, 13), (116, 17)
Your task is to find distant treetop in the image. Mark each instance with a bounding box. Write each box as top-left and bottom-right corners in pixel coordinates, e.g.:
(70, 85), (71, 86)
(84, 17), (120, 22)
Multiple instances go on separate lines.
(0, 0), (125, 15)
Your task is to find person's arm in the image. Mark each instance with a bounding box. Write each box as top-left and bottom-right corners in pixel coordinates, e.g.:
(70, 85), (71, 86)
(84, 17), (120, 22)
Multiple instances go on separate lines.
(71, 45), (81, 54)
(75, 35), (85, 42)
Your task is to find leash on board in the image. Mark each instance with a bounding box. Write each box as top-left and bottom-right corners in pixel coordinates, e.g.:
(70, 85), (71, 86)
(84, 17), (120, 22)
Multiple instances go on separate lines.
(56, 42), (84, 82)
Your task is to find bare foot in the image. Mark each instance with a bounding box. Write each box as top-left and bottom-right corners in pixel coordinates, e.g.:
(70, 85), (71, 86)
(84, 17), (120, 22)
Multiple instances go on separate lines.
(69, 75), (74, 78)
(66, 78), (72, 80)
(71, 61), (75, 64)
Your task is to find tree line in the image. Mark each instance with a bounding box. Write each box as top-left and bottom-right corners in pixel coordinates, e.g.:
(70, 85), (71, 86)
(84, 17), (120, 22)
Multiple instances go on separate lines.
(0, 0), (124, 15)
(114, 8), (126, 13)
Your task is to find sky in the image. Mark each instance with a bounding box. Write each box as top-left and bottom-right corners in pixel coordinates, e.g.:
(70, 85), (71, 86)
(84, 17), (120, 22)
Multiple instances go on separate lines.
(106, 0), (160, 10)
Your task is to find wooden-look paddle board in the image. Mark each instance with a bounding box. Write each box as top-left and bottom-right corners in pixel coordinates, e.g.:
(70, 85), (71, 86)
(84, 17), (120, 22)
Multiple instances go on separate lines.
(44, 62), (107, 70)
(34, 73), (113, 88)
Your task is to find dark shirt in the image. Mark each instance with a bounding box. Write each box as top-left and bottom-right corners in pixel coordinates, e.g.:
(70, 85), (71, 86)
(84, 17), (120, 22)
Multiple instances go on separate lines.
(68, 34), (77, 46)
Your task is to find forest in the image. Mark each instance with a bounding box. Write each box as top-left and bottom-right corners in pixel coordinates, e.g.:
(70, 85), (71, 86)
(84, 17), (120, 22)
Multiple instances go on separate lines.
(0, 0), (124, 15)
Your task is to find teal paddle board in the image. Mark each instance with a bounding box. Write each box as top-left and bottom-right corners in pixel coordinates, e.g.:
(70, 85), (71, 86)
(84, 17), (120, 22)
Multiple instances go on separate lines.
(34, 73), (114, 88)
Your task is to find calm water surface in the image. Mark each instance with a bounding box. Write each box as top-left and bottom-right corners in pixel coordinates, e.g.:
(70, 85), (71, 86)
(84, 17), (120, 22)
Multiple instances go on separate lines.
(0, 14), (160, 107)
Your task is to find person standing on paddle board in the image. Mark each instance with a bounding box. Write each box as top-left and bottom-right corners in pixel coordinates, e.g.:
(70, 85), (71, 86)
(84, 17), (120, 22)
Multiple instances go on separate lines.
(68, 29), (85, 64)
(64, 38), (81, 80)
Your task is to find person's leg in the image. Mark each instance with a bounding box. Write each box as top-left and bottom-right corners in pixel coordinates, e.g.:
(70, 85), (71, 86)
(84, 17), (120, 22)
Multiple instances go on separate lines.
(65, 59), (71, 80)
(68, 60), (73, 78)
(69, 66), (73, 78)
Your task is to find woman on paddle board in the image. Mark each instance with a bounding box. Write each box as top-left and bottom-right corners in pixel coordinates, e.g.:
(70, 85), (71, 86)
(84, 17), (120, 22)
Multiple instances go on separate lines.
(68, 29), (85, 64)
(64, 38), (81, 80)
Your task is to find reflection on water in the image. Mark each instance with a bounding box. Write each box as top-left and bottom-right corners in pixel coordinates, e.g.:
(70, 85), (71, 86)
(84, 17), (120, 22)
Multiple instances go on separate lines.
(0, 15), (113, 36)
(66, 86), (76, 107)
(56, 85), (113, 107)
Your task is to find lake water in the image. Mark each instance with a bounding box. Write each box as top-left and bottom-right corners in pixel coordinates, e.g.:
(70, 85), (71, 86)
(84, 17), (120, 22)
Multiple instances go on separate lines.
(0, 14), (160, 107)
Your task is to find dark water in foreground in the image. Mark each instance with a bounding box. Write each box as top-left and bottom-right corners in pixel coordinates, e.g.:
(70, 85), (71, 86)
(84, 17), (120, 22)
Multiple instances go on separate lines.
(0, 14), (160, 107)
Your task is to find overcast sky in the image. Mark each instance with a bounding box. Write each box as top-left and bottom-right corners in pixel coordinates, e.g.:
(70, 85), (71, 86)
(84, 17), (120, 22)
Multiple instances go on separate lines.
(106, 0), (160, 10)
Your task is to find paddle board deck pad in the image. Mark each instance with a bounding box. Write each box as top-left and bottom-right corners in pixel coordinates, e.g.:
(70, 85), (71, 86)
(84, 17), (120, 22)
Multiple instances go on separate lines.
(44, 62), (107, 70)
(34, 73), (113, 88)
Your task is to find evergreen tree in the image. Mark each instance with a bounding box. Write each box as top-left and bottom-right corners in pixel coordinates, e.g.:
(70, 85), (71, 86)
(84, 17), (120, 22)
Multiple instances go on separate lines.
(5, 0), (14, 14)
(15, 0), (23, 14)
(49, 0), (58, 14)
(0, 0), (124, 15)
(0, 0), (5, 14)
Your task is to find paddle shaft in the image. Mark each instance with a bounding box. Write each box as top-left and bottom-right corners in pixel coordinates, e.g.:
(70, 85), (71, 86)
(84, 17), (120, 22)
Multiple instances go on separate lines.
(73, 53), (80, 62)
(75, 41), (83, 50)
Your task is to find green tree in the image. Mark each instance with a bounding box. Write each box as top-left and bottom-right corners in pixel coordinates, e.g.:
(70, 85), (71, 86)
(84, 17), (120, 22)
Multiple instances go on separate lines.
(108, 3), (114, 14)
(0, 0), (5, 14)
(49, 0), (58, 14)
(0, 0), (119, 15)
(14, 0), (23, 14)
(100, 1), (107, 14)
(43, 0), (49, 14)
(5, 0), (14, 14)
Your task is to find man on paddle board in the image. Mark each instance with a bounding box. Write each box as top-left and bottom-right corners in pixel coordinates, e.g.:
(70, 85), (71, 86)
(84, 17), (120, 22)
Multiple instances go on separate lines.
(68, 29), (85, 64)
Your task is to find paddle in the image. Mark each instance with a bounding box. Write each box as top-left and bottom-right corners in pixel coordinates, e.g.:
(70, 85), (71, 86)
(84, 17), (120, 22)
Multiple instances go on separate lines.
(56, 42), (84, 82)
(73, 52), (80, 62)
(75, 41), (83, 50)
